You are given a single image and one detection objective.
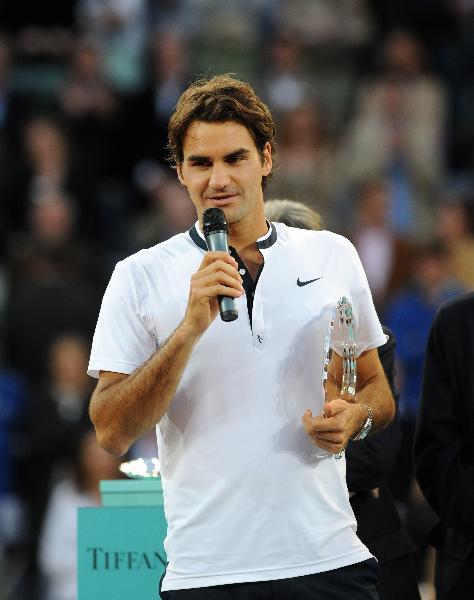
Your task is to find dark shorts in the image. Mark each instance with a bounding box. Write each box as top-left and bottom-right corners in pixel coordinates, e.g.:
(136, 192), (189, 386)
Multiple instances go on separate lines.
(160, 558), (380, 600)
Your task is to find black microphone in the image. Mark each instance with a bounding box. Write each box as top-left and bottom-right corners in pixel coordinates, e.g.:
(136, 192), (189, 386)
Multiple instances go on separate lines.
(202, 208), (238, 322)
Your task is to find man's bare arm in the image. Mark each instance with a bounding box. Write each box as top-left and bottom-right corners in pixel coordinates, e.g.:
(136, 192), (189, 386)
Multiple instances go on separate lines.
(303, 348), (395, 454)
(89, 323), (200, 456)
(89, 251), (243, 456)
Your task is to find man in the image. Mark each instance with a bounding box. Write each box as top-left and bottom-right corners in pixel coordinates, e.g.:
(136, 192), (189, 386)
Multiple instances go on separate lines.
(264, 199), (421, 600)
(414, 292), (474, 599)
(88, 75), (395, 599)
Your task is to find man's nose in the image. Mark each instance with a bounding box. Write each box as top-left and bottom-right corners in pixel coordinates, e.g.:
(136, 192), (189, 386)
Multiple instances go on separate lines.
(209, 164), (230, 189)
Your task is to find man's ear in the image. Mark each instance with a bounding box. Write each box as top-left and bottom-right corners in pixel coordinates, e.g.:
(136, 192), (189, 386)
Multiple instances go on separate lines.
(176, 164), (186, 186)
(262, 142), (272, 177)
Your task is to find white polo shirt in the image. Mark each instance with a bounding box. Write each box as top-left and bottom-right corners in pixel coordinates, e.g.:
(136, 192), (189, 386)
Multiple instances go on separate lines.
(88, 222), (387, 592)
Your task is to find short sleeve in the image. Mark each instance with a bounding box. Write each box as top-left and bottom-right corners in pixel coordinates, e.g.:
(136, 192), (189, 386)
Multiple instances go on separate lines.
(88, 259), (157, 378)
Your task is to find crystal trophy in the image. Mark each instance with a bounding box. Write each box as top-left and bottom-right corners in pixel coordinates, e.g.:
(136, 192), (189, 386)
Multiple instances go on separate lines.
(323, 297), (357, 459)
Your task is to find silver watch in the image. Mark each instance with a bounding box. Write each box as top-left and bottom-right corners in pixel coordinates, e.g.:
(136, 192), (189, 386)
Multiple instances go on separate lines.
(352, 404), (373, 441)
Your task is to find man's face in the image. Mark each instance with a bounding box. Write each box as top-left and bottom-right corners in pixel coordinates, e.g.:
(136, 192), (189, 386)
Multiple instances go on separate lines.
(177, 120), (272, 227)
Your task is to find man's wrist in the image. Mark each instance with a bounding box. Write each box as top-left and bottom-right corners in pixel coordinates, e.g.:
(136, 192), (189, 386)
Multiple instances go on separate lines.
(175, 321), (202, 346)
(351, 403), (374, 441)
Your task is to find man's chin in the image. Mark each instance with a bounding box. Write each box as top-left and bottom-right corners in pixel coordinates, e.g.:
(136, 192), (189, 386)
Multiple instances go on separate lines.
(222, 207), (244, 226)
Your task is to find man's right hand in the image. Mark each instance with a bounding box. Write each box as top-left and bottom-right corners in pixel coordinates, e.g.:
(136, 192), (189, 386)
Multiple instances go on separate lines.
(182, 251), (244, 337)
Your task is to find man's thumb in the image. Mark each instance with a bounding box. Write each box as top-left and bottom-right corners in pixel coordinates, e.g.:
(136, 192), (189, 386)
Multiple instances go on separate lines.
(324, 400), (344, 418)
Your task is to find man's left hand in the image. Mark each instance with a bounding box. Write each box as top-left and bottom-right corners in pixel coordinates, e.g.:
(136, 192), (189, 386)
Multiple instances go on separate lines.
(302, 400), (366, 454)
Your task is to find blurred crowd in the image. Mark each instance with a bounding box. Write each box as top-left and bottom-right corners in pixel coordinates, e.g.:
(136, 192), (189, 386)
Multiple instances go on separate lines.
(0, 1), (473, 599)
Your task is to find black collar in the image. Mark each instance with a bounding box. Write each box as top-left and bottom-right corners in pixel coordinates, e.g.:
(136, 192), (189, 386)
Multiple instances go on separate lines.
(188, 221), (277, 251)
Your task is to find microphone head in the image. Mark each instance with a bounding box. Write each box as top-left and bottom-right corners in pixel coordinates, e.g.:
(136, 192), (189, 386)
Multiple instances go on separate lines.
(203, 208), (228, 237)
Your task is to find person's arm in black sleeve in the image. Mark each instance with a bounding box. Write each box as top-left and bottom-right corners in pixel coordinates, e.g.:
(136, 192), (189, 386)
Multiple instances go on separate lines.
(346, 326), (402, 493)
(414, 300), (474, 539)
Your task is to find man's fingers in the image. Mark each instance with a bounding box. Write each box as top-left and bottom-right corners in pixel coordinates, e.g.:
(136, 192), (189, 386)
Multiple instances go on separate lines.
(204, 284), (244, 299)
(195, 260), (242, 284)
(194, 271), (244, 293)
(303, 415), (346, 444)
(197, 258), (240, 276)
(307, 431), (347, 454)
(313, 439), (344, 453)
(312, 432), (346, 445)
(302, 407), (348, 454)
(302, 409), (317, 433)
(200, 251), (239, 270)
(190, 256), (244, 304)
(190, 283), (244, 304)
(302, 410), (341, 433)
(193, 258), (243, 294)
(183, 252), (243, 336)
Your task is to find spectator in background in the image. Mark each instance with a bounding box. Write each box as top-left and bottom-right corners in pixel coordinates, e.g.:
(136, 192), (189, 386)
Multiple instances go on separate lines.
(341, 30), (446, 237)
(267, 104), (339, 227)
(146, 0), (188, 33)
(57, 40), (133, 267)
(8, 113), (129, 274)
(429, 2), (474, 173)
(351, 179), (414, 313)
(0, 35), (34, 256)
(124, 29), (192, 255)
(384, 241), (464, 585)
(75, 0), (148, 93)
(264, 1), (375, 129)
(437, 193), (474, 291)
(38, 427), (123, 600)
(176, 0), (263, 76)
(0, 0), (77, 63)
(0, 339), (26, 561)
(3, 237), (99, 383)
(17, 334), (94, 595)
(7, 188), (99, 284)
(384, 241), (464, 503)
(58, 39), (125, 179)
(268, 0), (374, 49)
(2, 127), (104, 381)
(128, 30), (190, 171)
(414, 292), (474, 599)
(259, 36), (314, 117)
(7, 114), (96, 240)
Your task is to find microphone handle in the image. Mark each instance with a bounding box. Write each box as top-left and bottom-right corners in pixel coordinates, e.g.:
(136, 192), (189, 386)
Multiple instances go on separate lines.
(205, 230), (238, 322)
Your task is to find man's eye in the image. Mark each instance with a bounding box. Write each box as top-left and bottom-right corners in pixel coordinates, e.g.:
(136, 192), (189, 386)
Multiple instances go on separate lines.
(191, 161), (210, 168)
(228, 155), (244, 164)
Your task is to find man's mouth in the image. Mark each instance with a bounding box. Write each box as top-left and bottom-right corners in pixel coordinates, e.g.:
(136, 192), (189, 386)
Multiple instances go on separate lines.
(206, 194), (238, 204)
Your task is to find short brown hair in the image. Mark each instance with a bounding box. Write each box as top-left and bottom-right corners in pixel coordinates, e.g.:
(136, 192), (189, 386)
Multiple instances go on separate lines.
(168, 74), (276, 187)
